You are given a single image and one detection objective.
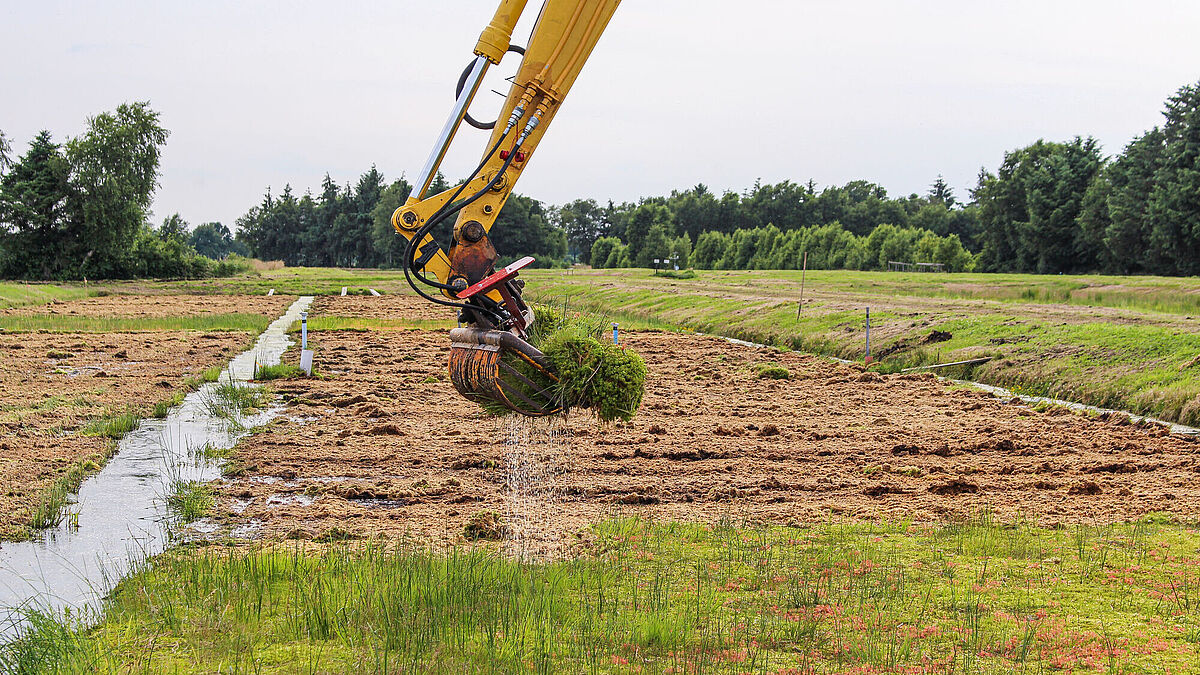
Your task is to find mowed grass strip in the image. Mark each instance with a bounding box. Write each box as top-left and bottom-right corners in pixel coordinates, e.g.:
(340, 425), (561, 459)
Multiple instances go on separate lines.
(0, 313), (270, 333)
(9, 516), (1200, 673)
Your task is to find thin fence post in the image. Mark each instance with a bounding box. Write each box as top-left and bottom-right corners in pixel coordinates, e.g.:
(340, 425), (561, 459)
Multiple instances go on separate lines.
(865, 307), (871, 364)
(798, 251), (807, 318)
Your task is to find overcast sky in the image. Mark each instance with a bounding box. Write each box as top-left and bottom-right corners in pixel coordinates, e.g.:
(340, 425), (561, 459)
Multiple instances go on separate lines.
(4, 1), (1200, 229)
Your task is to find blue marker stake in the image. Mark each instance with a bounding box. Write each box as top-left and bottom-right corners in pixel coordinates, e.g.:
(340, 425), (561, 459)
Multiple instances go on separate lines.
(612, 322), (619, 345)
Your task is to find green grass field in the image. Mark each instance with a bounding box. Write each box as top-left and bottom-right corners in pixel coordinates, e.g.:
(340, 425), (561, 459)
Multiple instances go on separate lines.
(9, 516), (1200, 673)
(0, 282), (96, 309)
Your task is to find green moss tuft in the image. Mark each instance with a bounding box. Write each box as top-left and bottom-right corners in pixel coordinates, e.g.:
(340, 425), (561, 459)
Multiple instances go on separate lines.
(541, 331), (646, 422)
(755, 363), (790, 380)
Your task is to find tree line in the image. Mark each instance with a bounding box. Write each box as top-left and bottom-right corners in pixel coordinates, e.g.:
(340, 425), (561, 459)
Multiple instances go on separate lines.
(232, 171), (567, 269)
(1, 80), (1196, 280)
(0, 103), (246, 280)
(564, 81), (1200, 276)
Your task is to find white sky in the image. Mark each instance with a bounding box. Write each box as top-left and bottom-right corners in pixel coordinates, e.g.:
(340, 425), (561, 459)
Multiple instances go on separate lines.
(4, 1), (1199, 229)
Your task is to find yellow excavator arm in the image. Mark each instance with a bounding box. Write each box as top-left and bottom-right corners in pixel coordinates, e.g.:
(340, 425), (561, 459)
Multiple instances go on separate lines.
(392, 0), (621, 416)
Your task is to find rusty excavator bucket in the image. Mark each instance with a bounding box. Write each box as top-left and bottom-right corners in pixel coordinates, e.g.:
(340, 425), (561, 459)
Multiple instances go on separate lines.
(448, 327), (563, 416)
(446, 257), (563, 417)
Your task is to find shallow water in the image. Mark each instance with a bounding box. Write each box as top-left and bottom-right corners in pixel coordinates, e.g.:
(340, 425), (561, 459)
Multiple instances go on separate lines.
(0, 296), (313, 641)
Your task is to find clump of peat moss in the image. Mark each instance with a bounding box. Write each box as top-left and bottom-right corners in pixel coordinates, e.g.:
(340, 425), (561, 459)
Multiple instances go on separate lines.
(540, 323), (646, 422)
(487, 305), (646, 422)
(463, 510), (507, 541)
(755, 363), (790, 380)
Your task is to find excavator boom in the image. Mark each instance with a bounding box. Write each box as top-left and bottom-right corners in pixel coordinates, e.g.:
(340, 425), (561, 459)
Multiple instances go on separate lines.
(392, 0), (621, 415)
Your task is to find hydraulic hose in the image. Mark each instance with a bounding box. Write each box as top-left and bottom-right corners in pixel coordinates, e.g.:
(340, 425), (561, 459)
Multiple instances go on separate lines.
(402, 131), (522, 322)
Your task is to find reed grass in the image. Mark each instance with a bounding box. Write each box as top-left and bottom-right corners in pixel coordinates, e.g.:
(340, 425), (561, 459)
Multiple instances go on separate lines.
(164, 480), (213, 524)
(0, 313), (270, 333)
(253, 362), (305, 380)
(182, 366), (223, 391)
(10, 515), (1200, 673)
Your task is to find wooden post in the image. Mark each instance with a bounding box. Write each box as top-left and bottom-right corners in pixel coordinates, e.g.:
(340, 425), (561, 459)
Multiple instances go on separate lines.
(798, 251), (808, 318)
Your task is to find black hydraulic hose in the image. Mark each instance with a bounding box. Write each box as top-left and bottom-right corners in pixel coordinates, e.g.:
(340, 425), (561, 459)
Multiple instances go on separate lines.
(402, 132), (522, 321)
(455, 46), (526, 130)
(405, 136), (520, 287)
(405, 127), (512, 290)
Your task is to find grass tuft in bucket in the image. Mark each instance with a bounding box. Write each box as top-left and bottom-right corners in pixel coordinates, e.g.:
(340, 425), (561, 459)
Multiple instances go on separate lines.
(483, 305), (646, 422)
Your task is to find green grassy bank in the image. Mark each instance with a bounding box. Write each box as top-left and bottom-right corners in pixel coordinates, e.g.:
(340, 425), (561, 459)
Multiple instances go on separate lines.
(523, 269), (1200, 427)
(7, 516), (1200, 673)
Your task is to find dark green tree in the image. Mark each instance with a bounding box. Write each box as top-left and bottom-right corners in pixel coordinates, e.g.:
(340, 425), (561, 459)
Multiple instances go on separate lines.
(370, 178), (414, 267)
(928, 175), (957, 208)
(1148, 81), (1200, 276)
(190, 222), (246, 259)
(589, 236), (622, 268)
(158, 213), (189, 242)
(667, 184), (721, 241)
(691, 231), (730, 269)
(490, 193), (567, 266)
(623, 202), (672, 258)
(0, 131), (72, 278)
(66, 102), (170, 278)
(554, 198), (605, 262)
(634, 222), (672, 267)
(0, 130), (12, 174)
(975, 138), (1103, 273)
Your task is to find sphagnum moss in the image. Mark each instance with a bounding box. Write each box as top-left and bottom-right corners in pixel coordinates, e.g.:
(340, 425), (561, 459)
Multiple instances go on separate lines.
(478, 304), (647, 422)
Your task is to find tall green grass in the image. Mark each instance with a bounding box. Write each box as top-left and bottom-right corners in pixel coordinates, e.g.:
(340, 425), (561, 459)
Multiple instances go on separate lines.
(24, 446), (111, 532)
(0, 313), (270, 333)
(10, 516), (1200, 673)
(164, 480), (213, 525)
(200, 381), (272, 432)
(182, 366), (223, 391)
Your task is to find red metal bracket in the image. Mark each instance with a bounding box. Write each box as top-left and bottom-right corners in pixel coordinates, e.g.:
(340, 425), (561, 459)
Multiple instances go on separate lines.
(456, 256), (536, 300)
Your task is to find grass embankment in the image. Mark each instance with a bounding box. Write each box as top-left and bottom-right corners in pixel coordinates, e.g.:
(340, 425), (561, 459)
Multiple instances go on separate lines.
(523, 269), (1200, 427)
(0, 282), (96, 309)
(9, 516), (1200, 673)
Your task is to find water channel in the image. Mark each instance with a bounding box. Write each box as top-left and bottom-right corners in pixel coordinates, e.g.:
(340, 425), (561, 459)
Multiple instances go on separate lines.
(0, 296), (313, 641)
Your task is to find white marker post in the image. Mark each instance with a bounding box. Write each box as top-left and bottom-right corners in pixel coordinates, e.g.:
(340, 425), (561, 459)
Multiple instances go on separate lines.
(865, 307), (872, 364)
(299, 311), (314, 375)
(267, 288), (275, 296)
(369, 288), (381, 297)
(340, 287), (348, 296)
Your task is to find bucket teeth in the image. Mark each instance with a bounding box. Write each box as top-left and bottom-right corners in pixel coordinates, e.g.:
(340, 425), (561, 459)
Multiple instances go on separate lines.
(448, 327), (562, 417)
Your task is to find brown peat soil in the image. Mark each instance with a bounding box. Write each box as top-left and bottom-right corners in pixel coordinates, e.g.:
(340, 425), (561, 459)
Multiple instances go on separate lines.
(213, 293), (1200, 549)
